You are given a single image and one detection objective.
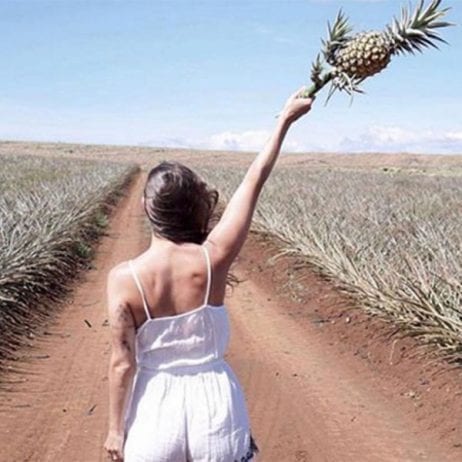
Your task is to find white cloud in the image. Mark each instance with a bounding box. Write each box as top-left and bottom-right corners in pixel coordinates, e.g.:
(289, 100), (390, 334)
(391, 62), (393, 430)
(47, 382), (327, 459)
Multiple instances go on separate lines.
(446, 131), (462, 142)
(207, 130), (270, 151)
(138, 136), (192, 149)
(204, 129), (303, 152)
(139, 129), (306, 153)
(138, 125), (462, 155)
(339, 125), (462, 154)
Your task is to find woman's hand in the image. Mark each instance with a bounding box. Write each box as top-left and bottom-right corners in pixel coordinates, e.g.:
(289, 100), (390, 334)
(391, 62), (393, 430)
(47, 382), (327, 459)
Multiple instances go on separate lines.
(104, 430), (125, 461)
(280, 86), (314, 124)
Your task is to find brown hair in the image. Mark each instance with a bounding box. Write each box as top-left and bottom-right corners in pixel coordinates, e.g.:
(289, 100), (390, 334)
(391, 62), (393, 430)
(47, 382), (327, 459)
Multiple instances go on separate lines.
(143, 161), (219, 244)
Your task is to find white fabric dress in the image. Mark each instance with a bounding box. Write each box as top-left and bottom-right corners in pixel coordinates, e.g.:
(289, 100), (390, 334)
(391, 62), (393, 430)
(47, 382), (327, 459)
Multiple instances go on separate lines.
(123, 245), (258, 462)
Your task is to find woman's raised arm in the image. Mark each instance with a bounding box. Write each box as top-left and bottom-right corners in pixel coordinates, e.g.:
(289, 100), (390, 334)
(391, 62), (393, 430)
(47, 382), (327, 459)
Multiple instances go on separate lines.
(206, 86), (314, 263)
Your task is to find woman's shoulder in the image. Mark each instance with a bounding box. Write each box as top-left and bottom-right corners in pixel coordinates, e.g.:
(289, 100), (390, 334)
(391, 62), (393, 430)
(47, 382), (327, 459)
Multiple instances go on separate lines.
(107, 260), (133, 285)
(106, 260), (147, 311)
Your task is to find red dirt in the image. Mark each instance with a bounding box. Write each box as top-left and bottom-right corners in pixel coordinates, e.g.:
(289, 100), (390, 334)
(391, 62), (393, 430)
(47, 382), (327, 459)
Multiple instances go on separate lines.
(0, 171), (461, 461)
(235, 232), (462, 461)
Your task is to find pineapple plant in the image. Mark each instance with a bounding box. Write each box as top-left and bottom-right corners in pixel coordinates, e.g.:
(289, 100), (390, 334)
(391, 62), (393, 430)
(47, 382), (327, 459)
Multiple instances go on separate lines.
(302, 0), (453, 101)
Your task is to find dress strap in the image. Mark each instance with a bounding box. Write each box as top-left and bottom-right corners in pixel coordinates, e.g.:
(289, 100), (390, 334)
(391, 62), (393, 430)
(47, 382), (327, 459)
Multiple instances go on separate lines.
(201, 245), (212, 306)
(128, 260), (152, 320)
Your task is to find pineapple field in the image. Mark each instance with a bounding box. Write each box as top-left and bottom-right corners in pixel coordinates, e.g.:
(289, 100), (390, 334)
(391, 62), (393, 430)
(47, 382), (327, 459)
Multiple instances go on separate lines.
(198, 165), (462, 363)
(0, 153), (138, 365)
(0, 142), (461, 461)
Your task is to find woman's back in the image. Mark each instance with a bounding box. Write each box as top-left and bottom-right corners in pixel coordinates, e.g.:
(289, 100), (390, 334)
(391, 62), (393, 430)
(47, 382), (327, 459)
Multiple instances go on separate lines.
(128, 244), (230, 372)
(126, 241), (227, 322)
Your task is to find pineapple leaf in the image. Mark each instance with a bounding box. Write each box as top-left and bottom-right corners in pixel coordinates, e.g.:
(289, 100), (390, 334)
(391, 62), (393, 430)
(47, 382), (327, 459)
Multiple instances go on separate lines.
(410, 0), (425, 26)
(389, 0), (453, 55)
(325, 82), (337, 105)
(427, 21), (454, 29)
(311, 53), (324, 84)
(324, 9), (352, 55)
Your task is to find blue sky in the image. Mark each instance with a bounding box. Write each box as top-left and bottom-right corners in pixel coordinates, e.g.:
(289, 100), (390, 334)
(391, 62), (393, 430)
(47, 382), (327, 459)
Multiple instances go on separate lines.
(0, 0), (461, 154)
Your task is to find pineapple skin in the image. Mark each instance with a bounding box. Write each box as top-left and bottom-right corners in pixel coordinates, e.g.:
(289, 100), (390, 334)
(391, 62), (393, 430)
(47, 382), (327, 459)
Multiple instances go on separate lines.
(328, 31), (393, 79)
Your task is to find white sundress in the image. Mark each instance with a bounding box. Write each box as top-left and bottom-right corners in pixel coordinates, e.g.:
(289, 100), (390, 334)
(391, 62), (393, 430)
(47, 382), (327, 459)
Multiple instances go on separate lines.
(123, 244), (259, 462)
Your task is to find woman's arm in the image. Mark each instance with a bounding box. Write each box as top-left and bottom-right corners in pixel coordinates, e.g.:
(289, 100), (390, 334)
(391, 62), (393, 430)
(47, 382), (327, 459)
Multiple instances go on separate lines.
(104, 266), (137, 461)
(207, 86), (314, 262)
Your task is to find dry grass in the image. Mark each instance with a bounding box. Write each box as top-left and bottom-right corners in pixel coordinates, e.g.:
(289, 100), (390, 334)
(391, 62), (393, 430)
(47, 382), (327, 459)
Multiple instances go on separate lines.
(2, 140), (462, 174)
(0, 154), (139, 364)
(198, 165), (462, 362)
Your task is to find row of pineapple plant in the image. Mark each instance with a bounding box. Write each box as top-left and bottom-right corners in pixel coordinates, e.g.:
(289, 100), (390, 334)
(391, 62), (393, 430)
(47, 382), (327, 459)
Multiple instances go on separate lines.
(0, 154), (139, 368)
(198, 164), (462, 363)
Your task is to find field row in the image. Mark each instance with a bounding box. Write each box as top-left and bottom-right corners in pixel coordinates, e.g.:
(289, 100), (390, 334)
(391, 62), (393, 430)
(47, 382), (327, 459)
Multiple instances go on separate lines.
(0, 154), (139, 365)
(199, 166), (462, 362)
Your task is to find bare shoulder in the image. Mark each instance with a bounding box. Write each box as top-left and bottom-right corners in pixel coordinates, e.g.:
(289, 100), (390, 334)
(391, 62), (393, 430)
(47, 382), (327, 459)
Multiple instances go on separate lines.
(106, 262), (137, 325)
(108, 260), (128, 276)
(106, 261), (133, 294)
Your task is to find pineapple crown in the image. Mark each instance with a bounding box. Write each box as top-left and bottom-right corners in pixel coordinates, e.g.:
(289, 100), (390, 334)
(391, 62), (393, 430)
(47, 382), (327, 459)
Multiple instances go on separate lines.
(385, 0), (453, 55)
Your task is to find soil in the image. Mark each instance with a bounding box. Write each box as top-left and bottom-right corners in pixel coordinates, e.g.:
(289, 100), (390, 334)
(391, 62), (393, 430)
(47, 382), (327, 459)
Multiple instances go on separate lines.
(1, 140), (462, 175)
(0, 170), (461, 461)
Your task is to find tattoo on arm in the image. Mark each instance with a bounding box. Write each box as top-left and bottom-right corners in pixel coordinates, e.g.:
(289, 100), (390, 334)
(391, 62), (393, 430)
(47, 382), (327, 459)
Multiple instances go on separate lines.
(111, 303), (136, 353)
(121, 338), (131, 353)
(115, 303), (135, 326)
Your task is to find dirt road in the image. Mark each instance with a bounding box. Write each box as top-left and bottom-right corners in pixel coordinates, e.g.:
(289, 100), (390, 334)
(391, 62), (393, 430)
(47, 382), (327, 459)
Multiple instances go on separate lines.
(1, 172), (460, 461)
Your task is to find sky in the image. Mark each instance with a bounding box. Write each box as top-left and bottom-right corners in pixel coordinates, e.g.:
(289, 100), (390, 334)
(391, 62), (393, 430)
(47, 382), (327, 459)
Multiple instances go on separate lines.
(0, 0), (461, 154)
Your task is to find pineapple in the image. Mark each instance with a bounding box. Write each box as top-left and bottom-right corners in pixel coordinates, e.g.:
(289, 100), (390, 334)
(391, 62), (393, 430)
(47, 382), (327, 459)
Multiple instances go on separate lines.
(303, 0), (453, 100)
(330, 31), (392, 79)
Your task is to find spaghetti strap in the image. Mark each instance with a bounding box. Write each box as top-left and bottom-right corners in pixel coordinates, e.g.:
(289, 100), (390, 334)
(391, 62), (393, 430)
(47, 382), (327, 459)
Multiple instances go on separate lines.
(201, 245), (212, 306)
(128, 260), (152, 320)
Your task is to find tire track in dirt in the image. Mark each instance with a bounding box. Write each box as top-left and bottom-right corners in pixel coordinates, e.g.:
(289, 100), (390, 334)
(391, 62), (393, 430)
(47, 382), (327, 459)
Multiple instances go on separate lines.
(0, 171), (460, 461)
(226, 264), (455, 461)
(230, 236), (462, 462)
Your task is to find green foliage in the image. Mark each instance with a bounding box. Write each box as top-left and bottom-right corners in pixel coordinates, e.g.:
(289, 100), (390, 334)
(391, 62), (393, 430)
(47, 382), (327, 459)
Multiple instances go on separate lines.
(95, 209), (109, 229)
(74, 240), (93, 259)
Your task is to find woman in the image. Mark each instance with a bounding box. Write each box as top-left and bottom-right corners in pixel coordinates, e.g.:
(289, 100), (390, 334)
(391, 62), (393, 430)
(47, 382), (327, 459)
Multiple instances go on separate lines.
(104, 87), (313, 461)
